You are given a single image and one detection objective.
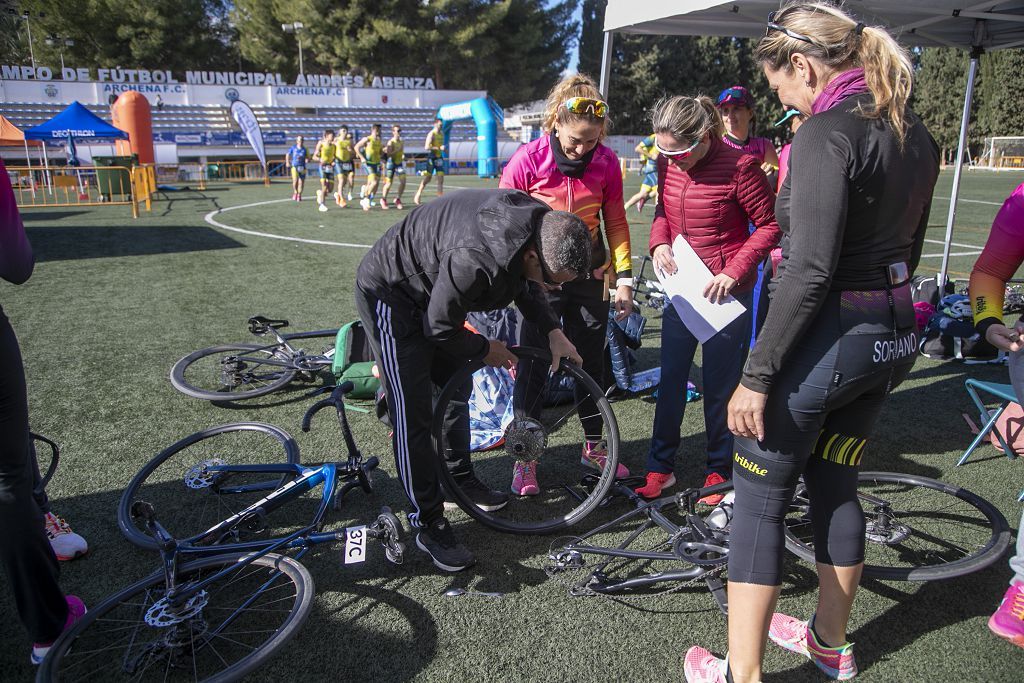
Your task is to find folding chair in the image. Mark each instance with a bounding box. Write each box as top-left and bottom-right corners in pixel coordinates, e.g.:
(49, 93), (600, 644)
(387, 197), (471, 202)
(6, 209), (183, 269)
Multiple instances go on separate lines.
(959, 379), (1020, 466)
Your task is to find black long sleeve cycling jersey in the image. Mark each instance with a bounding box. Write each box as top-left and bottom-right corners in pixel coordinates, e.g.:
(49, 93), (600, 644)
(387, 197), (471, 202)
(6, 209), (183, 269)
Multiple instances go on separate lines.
(356, 189), (560, 360)
(742, 94), (939, 393)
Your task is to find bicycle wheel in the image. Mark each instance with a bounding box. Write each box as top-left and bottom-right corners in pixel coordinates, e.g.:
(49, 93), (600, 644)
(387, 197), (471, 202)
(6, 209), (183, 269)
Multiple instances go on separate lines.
(432, 346), (620, 534)
(784, 471), (1011, 581)
(118, 423), (301, 550)
(37, 552), (314, 683)
(170, 344), (297, 401)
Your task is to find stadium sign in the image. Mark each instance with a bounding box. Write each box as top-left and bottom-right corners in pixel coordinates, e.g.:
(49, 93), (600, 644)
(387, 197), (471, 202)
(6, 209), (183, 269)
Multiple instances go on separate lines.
(1, 65), (435, 90)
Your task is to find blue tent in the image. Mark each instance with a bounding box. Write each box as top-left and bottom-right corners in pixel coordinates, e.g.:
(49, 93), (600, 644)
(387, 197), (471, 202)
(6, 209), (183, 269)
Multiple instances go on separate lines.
(24, 101), (128, 142)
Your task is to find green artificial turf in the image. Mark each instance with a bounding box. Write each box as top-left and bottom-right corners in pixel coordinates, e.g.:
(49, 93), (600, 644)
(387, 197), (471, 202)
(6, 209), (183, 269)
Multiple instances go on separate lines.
(2, 169), (1023, 682)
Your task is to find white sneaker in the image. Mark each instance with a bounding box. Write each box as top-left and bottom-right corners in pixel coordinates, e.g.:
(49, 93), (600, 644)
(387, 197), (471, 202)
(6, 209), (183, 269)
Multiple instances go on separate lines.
(347, 192), (353, 201)
(45, 512), (88, 561)
(318, 203), (328, 212)
(360, 197), (371, 211)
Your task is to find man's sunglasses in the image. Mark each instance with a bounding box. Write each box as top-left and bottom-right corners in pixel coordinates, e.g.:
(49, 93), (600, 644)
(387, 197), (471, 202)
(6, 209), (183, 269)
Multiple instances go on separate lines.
(563, 97), (608, 118)
(654, 136), (703, 159)
(765, 10), (818, 47)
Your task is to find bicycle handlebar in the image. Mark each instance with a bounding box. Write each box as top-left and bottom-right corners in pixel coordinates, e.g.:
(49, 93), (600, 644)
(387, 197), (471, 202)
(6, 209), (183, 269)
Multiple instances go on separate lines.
(301, 382), (362, 460)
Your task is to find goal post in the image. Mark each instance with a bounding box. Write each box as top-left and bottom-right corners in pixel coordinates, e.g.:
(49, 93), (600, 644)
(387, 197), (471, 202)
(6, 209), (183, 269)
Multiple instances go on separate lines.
(980, 136), (1024, 169)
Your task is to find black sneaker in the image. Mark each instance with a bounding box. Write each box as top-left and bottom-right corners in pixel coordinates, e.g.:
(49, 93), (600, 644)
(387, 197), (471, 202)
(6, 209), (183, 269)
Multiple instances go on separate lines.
(415, 518), (475, 572)
(444, 476), (509, 512)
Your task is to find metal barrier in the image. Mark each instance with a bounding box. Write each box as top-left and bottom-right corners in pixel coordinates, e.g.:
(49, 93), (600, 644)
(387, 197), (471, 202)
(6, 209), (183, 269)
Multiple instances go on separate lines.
(155, 163), (207, 190)
(6, 165), (144, 218)
(203, 160), (270, 186)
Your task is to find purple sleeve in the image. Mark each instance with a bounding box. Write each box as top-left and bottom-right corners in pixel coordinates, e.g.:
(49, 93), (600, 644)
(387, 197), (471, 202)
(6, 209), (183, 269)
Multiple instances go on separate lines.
(0, 159), (34, 285)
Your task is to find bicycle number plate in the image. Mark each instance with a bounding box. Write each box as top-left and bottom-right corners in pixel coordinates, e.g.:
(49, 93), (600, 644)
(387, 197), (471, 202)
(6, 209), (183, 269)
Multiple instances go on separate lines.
(344, 525), (367, 565)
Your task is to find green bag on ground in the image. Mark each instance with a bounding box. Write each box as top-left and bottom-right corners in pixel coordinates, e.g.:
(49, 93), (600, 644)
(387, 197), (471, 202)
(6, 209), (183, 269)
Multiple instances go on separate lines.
(332, 320), (380, 399)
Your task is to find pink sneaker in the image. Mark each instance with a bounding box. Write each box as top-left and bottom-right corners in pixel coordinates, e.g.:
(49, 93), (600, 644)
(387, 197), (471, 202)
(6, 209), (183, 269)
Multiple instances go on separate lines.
(511, 460), (539, 496)
(31, 595), (87, 664)
(769, 613), (857, 680)
(989, 582), (1024, 648)
(635, 471), (676, 499)
(683, 646), (727, 683)
(581, 440), (629, 479)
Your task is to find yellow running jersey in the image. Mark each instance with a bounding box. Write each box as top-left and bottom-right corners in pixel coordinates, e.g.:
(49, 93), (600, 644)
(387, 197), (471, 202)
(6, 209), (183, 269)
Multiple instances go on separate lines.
(388, 138), (404, 163)
(318, 139), (336, 164)
(365, 137), (383, 164)
(335, 138), (353, 162)
(428, 130), (443, 157)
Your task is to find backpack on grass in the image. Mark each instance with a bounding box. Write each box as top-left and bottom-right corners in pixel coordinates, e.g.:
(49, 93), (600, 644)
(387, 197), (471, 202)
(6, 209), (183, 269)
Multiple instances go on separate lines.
(331, 320), (380, 399)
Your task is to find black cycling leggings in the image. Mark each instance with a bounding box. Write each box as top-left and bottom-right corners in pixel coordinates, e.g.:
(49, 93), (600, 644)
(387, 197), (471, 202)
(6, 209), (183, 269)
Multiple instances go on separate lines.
(728, 285), (917, 586)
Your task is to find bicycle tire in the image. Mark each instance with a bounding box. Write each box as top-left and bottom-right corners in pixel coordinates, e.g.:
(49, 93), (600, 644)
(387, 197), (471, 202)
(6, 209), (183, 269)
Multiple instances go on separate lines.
(170, 343), (298, 401)
(784, 471), (1010, 581)
(118, 423), (301, 550)
(36, 552), (314, 683)
(432, 346), (620, 535)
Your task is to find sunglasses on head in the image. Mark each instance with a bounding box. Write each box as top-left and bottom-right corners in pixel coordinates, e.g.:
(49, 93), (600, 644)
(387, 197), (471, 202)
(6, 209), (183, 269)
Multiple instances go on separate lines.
(719, 88), (748, 104)
(563, 97), (608, 118)
(654, 136), (703, 159)
(765, 10), (818, 46)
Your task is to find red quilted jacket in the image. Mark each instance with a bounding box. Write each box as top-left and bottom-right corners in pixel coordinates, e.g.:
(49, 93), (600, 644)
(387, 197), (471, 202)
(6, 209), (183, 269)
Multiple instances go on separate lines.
(649, 137), (781, 293)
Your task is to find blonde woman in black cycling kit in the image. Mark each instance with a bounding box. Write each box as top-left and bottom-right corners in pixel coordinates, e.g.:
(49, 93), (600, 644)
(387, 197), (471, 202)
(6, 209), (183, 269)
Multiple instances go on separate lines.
(683, 4), (939, 682)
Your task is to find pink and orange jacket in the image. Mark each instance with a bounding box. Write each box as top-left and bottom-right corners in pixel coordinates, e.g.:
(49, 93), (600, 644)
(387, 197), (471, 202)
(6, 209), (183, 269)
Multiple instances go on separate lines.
(500, 134), (633, 276)
(649, 137), (780, 293)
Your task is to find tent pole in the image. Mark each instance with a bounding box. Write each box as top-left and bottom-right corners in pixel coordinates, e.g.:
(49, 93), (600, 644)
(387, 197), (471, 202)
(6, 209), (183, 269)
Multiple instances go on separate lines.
(938, 43), (983, 291)
(599, 31), (614, 97)
(42, 143), (52, 195)
(23, 139), (35, 199)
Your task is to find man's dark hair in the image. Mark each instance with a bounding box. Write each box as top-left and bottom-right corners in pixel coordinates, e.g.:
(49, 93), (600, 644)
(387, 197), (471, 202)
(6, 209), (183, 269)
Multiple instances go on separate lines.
(537, 210), (591, 276)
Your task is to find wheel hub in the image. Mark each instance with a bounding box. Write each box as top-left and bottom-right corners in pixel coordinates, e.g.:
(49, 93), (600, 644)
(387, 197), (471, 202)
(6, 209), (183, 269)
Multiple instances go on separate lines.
(504, 417), (547, 461)
(865, 518), (911, 545)
(184, 459), (226, 489)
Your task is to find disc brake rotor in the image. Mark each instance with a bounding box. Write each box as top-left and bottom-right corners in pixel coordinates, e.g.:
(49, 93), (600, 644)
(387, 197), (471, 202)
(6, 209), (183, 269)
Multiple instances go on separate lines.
(145, 590), (209, 627)
(184, 459), (226, 490)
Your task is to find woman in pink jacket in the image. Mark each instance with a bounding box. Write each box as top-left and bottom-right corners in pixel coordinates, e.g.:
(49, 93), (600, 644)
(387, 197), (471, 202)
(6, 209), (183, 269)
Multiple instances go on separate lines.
(499, 73), (633, 495)
(636, 95), (781, 502)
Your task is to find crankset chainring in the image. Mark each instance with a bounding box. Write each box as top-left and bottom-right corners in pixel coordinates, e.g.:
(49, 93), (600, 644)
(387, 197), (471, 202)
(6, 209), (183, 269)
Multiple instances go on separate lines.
(144, 590), (209, 627)
(183, 459), (226, 490)
(504, 417), (547, 461)
(865, 518), (912, 545)
(672, 530), (729, 567)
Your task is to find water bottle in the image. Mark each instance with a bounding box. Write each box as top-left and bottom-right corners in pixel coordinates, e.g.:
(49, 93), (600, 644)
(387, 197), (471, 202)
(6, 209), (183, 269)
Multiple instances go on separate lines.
(705, 491), (735, 529)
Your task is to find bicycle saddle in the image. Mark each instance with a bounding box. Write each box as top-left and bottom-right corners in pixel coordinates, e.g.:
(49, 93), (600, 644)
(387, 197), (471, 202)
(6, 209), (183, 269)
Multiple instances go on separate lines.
(247, 316), (289, 334)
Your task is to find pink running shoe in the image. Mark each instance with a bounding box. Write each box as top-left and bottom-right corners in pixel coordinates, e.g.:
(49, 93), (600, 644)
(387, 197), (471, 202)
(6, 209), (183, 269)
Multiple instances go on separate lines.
(989, 582), (1024, 648)
(395, 199), (404, 210)
(635, 471), (676, 499)
(683, 646), (727, 683)
(581, 440), (629, 479)
(511, 460), (539, 496)
(769, 613), (857, 680)
(32, 595), (87, 665)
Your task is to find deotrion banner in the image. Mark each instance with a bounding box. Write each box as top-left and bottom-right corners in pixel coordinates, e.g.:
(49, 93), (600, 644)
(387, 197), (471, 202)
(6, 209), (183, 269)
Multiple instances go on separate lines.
(229, 100), (266, 167)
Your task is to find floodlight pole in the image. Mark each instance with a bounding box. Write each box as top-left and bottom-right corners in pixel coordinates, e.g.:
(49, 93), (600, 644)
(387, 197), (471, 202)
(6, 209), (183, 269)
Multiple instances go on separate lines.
(599, 31), (614, 97)
(281, 22), (305, 78)
(937, 42), (983, 290)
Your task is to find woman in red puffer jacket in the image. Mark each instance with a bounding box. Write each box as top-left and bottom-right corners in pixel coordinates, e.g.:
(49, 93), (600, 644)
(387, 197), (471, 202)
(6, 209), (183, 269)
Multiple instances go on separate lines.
(636, 95), (781, 501)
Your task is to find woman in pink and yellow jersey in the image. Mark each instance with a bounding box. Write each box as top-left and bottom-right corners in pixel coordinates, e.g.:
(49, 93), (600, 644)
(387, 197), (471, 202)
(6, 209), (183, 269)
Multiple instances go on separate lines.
(499, 73), (633, 495)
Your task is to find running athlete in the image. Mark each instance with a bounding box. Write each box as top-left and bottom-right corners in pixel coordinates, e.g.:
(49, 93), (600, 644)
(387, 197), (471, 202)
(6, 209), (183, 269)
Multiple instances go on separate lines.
(413, 118), (445, 205)
(381, 124), (406, 210)
(970, 182), (1024, 650)
(623, 133), (659, 213)
(682, 5), (940, 683)
(355, 124), (384, 211)
(333, 125), (355, 207)
(285, 135), (308, 201)
(312, 129), (337, 213)
(356, 189), (588, 571)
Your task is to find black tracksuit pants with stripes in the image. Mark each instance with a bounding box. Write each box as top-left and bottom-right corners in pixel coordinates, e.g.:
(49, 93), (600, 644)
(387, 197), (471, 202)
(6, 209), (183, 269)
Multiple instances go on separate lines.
(356, 287), (474, 529)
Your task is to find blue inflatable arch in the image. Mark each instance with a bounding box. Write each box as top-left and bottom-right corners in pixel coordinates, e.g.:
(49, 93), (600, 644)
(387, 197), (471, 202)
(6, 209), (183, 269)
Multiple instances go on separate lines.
(435, 96), (503, 178)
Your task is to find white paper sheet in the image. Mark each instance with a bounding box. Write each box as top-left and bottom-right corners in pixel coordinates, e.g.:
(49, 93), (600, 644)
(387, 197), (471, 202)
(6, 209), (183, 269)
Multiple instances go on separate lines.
(655, 235), (747, 343)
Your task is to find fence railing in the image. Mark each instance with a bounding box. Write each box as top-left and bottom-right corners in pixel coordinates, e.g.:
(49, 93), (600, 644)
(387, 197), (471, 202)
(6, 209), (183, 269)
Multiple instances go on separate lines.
(7, 164), (151, 218)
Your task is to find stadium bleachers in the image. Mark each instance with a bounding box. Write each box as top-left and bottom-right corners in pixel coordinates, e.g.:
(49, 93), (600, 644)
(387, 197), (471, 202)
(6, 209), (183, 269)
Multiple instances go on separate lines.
(0, 101), (505, 146)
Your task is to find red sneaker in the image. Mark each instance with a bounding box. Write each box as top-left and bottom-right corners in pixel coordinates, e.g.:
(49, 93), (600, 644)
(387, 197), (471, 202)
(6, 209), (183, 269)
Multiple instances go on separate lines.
(634, 471), (676, 499)
(697, 472), (728, 506)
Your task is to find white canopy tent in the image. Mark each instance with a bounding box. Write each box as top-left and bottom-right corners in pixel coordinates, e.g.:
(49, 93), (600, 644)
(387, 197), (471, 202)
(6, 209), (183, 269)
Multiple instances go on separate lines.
(600, 1), (1024, 287)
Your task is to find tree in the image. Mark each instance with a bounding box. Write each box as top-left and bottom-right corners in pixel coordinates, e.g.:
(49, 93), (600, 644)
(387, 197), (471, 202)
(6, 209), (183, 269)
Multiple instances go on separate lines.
(576, 0), (605, 82)
(914, 47), (977, 163)
(977, 49), (1024, 140)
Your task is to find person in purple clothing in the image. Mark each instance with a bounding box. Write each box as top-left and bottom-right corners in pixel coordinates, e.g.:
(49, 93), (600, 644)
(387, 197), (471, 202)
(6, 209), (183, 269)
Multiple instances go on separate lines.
(717, 85), (780, 174)
(0, 159), (86, 664)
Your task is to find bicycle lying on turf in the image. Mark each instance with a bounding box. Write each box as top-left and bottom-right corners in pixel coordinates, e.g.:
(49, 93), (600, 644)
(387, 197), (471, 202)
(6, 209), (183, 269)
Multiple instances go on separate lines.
(38, 382), (404, 682)
(545, 473), (1011, 613)
(170, 316), (339, 401)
